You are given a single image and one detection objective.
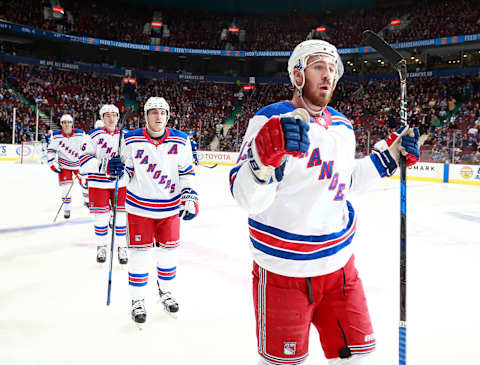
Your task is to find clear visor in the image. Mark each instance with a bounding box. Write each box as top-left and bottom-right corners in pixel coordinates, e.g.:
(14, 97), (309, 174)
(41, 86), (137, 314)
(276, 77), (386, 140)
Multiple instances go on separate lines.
(305, 53), (344, 79)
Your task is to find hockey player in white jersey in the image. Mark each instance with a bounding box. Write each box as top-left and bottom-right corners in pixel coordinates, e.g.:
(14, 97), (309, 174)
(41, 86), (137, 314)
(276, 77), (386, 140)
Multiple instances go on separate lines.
(79, 104), (128, 265)
(229, 40), (420, 365)
(47, 114), (89, 218)
(116, 97), (198, 326)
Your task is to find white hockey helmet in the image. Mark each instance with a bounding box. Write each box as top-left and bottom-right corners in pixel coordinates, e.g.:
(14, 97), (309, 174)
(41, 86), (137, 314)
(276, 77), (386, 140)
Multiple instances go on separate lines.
(287, 40), (344, 94)
(99, 104), (119, 118)
(60, 114), (73, 123)
(144, 96), (170, 121)
(94, 119), (104, 129)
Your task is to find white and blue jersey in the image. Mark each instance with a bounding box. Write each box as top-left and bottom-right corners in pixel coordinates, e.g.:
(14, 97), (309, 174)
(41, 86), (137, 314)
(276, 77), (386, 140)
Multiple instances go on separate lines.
(79, 128), (128, 189)
(47, 129), (85, 170)
(229, 100), (382, 277)
(122, 127), (195, 219)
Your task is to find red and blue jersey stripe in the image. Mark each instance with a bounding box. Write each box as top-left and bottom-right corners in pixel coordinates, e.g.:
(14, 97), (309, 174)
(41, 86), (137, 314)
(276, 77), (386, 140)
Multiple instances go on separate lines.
(87, 173), (115, 183)
(229, 163), (243, 196)
(79, 154), (94, 166)
(164, 136), (186, 145)
(126, 190), (181, 213)
(179, 165), (195, 176)
(249, 202), (356, 261)
(58, 157), (80, 167)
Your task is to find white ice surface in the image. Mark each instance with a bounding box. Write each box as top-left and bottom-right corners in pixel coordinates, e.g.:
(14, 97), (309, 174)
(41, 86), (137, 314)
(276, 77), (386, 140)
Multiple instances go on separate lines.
(0, 163), (479, 365)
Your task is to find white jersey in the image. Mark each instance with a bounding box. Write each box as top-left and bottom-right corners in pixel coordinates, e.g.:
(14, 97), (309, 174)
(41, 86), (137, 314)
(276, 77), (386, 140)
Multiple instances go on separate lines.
(47, 129), (86, 170)
(79, 128), (128, 189)
(122, 127), (195, 219)
(229, 101), (383, 278)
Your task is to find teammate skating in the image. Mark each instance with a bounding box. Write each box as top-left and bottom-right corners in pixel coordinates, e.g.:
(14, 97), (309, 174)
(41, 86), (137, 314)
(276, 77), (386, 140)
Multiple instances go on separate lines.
(131, 299), (147, 329)
(47, 114), (89, 219)
(229, 39), (420, 365)
(115, 97), (198, 326)
(79, 104), (129, 265)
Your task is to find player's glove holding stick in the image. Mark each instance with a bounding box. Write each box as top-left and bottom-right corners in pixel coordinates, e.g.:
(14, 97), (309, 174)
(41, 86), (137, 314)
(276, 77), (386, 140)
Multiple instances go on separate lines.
(248, 108), (310, 183)
(179, 188), (199, 221)
(371, 125), (420, 177)
(103, 156), (125, 178)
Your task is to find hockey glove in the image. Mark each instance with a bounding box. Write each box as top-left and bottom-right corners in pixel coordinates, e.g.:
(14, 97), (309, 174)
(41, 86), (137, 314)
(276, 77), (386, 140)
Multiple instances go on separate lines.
(50, 165), (61, 174)
(179, 188), (199, 221)
(248, 110), (310, 183)
(370, 126), (420, 177)
(106, 156), (125, 178)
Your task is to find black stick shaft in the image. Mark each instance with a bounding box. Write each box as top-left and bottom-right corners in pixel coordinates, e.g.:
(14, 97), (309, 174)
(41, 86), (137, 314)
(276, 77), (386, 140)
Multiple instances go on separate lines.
(398, 63), (407, 365)
(106, 109), (130, 306)
(361, 30), (408, 365)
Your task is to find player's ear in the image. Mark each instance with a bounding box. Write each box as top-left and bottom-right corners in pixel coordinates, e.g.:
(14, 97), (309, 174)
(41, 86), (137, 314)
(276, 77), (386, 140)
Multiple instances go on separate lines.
(293, 69), (303, 88)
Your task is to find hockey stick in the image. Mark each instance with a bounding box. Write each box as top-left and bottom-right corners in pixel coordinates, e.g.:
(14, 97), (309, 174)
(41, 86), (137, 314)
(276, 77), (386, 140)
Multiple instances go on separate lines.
(362, 30), (408, 365)
(199, 163), (218, 169)
(53, 173), (79, 223)
(106, 110), (131, 306)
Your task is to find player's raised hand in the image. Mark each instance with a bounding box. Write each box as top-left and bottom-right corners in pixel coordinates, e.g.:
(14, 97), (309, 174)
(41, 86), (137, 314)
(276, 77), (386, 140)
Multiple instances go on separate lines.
(254, 110), (310, 168)
(371, 125), (420, 177)
(248, 108), (310, 184)
(179, 188), (199, 220)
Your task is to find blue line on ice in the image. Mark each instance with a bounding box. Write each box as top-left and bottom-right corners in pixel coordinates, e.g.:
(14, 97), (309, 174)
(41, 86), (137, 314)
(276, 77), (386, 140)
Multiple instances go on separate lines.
(0, 219), (93, 234)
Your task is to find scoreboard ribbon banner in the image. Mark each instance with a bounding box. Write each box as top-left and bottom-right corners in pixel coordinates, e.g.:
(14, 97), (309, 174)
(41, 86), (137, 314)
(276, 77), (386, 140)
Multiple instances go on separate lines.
(1, 20), (479, 57)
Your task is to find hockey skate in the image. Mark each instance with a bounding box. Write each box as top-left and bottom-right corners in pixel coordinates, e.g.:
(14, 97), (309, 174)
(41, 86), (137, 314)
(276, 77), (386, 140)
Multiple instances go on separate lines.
(131, 299), (146, 329)
(118, 247), (128, 265)
(96, 245), (107, 263)
(64, 210), (70, 219)
(158, 288), (179, 318)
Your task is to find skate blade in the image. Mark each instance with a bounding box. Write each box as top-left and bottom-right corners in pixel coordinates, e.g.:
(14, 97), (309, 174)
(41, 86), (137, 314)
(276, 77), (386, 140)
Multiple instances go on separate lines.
(163, 308), (178, 319)
(134, 322), (146, 330)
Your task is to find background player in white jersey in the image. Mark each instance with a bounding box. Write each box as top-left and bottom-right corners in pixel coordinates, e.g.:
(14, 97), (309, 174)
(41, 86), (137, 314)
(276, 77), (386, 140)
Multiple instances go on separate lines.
(79, 104), (128, 265)
(229, 40), (420, 365)
(47, 114), (89, 219)
(117, 97), (198, 326)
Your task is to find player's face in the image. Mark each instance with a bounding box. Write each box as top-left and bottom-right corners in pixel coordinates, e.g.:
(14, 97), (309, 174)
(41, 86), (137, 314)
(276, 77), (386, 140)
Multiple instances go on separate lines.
(60, 121), (73, 135)
(302, 55), (337, 108)
(147, 109), (168, 133)
(102, 112), (119, 132)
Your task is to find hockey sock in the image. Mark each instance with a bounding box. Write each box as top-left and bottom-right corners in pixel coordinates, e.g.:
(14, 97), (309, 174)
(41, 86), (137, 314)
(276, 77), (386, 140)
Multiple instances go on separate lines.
(128, 248), (151, 301)
(155, 247), (177, 293)
(94, 213), (109, 247)
(60, 183), (72, 212)
(81, 180), (89, 204)
(115, 211), (127, 248)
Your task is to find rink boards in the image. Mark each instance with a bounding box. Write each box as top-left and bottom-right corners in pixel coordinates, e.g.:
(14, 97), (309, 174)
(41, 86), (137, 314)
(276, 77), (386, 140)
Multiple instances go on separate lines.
(196, 150), (480, 186)
(1, 144), (479, 185)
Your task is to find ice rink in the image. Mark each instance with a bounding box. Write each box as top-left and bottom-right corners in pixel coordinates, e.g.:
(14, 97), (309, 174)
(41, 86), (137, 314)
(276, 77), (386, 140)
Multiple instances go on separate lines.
(1, 162), (479, 365)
